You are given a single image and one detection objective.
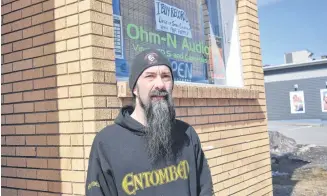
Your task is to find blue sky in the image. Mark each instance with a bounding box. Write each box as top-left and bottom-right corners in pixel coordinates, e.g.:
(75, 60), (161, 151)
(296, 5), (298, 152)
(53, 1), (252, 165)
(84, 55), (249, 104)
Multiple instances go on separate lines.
(257, 0), (327, 65)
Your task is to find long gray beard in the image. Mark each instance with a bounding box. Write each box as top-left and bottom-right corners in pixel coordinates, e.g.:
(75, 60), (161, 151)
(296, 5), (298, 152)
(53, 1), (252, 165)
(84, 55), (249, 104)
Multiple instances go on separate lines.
(139, 90), (176, 164)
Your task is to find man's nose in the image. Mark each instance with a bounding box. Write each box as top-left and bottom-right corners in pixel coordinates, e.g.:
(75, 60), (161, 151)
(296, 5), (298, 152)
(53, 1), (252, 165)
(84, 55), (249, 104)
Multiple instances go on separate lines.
(154, 76), (165, 90)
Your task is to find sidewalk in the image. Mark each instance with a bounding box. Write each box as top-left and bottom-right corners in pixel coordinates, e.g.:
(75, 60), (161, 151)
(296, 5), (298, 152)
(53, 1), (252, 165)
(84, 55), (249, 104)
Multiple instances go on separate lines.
(268, 119), (327, 146)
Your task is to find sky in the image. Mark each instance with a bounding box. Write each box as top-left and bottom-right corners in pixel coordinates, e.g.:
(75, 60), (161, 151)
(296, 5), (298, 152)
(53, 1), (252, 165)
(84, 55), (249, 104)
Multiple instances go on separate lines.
(257, 0), (327, 65)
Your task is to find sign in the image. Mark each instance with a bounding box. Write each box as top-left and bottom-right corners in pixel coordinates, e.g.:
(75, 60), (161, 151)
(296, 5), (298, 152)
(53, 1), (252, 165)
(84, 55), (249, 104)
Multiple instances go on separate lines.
(320, 89), (327, 112)
(170, 59), (193, 82)
(113, 14), (124, 59)
(289, 91), (305, 114)
(154, 0), (192, 38)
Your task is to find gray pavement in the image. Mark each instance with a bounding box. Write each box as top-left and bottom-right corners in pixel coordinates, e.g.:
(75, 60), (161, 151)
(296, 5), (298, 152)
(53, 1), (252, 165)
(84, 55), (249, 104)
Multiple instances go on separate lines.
(268, 120), (327, 146)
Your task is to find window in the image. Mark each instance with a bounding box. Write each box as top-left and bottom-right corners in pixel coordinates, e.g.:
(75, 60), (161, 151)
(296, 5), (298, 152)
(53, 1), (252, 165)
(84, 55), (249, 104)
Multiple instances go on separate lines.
(112, 0), (243, 87)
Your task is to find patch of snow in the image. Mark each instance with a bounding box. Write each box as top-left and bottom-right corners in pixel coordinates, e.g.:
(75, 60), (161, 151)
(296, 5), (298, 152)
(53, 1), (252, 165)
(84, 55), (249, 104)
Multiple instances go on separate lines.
(298, 144), (317, 153)
(272, 171), (289, 177)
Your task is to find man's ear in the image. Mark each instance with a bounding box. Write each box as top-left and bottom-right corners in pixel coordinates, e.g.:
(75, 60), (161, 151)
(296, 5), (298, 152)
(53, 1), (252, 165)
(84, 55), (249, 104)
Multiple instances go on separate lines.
(133, 86), (138, 96)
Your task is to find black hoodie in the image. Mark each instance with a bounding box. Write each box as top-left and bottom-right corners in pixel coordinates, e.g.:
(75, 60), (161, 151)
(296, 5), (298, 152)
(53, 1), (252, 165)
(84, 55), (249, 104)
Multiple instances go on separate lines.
(85, 106), (213, 196)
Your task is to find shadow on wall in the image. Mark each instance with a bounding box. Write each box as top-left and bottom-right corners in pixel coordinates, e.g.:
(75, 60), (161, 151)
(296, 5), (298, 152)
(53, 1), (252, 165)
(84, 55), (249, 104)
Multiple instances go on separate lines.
(2, 3), (63, 195)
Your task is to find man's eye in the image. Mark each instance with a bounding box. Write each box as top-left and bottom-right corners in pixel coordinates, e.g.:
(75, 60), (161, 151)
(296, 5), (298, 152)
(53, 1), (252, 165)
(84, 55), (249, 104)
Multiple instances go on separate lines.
(145, 75), (154, 78)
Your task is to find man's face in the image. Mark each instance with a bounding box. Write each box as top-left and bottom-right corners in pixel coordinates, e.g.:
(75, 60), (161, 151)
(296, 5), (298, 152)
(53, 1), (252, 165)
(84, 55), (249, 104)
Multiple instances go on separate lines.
(133, 65), (173, 105)
(133, 65), (176, 164)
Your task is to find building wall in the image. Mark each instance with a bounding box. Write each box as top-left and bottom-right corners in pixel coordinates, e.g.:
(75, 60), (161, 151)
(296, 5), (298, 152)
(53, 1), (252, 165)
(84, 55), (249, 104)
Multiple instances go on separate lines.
(265, 76), (327, 120)
(264, 62), (327, 83)
(1, 0), (272, 196)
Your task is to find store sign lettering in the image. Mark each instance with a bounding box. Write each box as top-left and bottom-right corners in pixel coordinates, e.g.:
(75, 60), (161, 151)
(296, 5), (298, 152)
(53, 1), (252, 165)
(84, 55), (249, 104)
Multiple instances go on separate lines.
(170, 59), (193, 82)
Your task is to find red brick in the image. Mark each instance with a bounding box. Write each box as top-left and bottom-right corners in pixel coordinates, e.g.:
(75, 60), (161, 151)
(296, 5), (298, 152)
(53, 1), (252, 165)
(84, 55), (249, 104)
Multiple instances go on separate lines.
(26, 136), (47, 145)
(7, 157), (26, 167)
(1, 3), (12, 15)
(3, 10), (22, 24)
(13, 59), (33, 71)
(2, 43), (12, 54)
(16, 147), (37, 156)
(12, 0), (32, 11)
(1, 63), (13, 73)
(35, 100), (57, 111)
(25, 113), (47, 123)
(33, 32), (55, 46)
(4, 51), (23, 63)
(1, 104), (13, 114)
(23, 24), (44, 38)
(36, 124), (58, 134)
(1, 83), (13, 93)
(2, 157), (7, 166)
(22, 3), (42, 17)
(16, 168), (37, 179)
(27, 158), (47, 168)
(26, 180), (48, 191)
(1, 24), (12, 34)
(2, 167), (17, 177)
(14, 102), (34, 113)
(33, 54), (55, 67)
(5, 114), (25, 124)
(34, 77), (56, 89)
(32, 10), (54, 25)
(23, 90), (45, 101)
(13, 80), (33, 91)
(23, 46), (44, 59)
(18, 190), (37, 196)
(15, 125), (36, 134)
(1, 136), (6, 145)
(3, 71), (22, 83)
(6, 178), (26, 189)
(12, 17), (32, 31)
(1, 126), (15, 135)
(6, 136), (25, 145)
(2, 30), (23, 44)
(23, 68), (43, 80)
(1, 146), (16, 156)
(13, 38), (33, 51)
(37, 170), (60, 181)
(37, 147), (59, 157)
(2, 188), (18, 196)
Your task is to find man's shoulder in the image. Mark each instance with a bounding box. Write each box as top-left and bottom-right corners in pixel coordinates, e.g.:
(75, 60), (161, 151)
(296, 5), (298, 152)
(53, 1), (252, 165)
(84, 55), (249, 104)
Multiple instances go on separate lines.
(175, 119), (200, 141)
(92, 123), (122, 144)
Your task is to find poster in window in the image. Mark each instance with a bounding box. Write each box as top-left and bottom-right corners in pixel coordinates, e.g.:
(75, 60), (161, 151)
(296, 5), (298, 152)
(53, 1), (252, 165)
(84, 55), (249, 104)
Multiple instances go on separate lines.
(320, 89), (327, 112)
(289, 91), (305, 114)
(111, 0), (227, 85)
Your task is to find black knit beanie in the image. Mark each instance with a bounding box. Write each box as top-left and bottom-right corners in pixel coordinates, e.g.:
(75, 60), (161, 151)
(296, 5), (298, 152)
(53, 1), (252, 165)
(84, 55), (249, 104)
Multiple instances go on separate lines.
(128, 48), (174, 94)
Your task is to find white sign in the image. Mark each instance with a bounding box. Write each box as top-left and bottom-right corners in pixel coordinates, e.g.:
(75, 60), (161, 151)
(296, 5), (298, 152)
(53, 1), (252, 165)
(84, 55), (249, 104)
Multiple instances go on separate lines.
(320, 89), (327, 112)
(289, 91), (305, 114)
(154, 0), (192, 38)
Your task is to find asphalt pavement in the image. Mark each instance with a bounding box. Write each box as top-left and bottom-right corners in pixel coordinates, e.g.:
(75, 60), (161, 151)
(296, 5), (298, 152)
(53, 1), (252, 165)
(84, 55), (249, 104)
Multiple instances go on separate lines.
(268, 120), (327, 146)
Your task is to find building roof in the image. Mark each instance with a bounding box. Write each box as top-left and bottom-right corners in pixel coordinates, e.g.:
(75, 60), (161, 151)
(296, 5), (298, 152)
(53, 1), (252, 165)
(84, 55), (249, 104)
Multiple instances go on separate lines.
(263, 59), (327, 72)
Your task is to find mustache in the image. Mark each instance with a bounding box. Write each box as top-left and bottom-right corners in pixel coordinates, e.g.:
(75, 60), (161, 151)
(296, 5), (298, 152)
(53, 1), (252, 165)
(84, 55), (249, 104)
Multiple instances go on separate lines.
(149, 89), (169, 97)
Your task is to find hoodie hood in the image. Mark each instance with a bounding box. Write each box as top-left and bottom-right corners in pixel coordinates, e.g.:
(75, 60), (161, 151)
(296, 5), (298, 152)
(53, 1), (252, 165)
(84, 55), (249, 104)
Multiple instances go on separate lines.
(114, 105), (146, 136)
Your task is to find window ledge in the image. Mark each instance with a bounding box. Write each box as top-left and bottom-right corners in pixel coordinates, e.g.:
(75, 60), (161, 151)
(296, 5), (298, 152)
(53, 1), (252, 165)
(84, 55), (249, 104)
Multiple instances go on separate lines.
(117, 81), (259, 99)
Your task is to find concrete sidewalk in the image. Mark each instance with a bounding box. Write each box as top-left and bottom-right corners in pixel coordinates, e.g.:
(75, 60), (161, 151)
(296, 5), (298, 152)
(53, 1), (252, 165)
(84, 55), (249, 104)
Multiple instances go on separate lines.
(268, 120), (327, 146)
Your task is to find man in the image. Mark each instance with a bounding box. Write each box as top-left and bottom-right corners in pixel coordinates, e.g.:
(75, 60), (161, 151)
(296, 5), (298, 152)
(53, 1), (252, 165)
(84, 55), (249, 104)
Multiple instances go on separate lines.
(86, 49), (213, 196)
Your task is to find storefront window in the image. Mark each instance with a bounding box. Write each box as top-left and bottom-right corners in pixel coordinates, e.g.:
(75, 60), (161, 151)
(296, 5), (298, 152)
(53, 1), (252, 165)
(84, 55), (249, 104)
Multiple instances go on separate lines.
(112, 0), (242, 86)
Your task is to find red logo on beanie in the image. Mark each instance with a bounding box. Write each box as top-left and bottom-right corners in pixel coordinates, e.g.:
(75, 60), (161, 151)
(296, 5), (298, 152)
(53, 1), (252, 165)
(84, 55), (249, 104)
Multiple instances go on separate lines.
(144, 52), (158, 65)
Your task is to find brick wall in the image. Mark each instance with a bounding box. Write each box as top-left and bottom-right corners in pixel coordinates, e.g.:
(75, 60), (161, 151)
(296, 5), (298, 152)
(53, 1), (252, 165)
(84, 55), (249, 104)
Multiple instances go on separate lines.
(1, 0), (272, 195)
